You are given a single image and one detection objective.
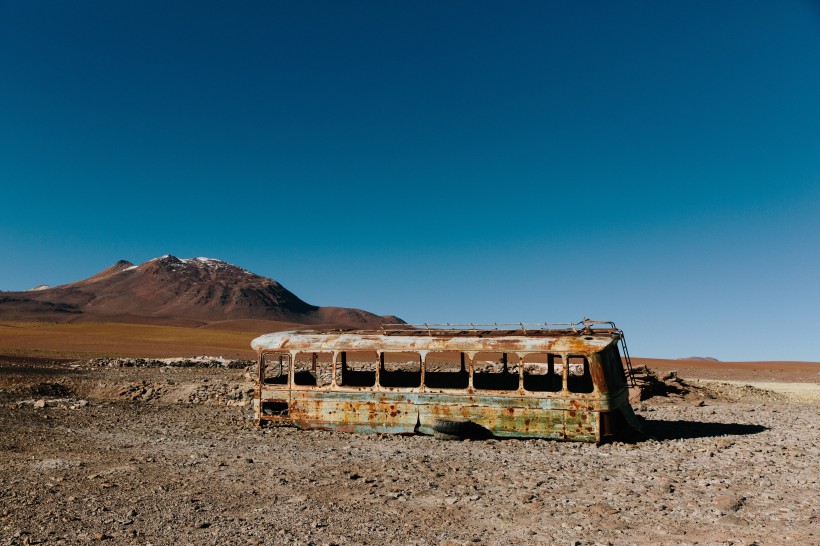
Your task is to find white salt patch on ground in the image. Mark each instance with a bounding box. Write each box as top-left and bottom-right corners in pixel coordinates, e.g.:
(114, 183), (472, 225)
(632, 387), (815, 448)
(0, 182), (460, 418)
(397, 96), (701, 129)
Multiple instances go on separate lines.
(693, 378), (820, 401)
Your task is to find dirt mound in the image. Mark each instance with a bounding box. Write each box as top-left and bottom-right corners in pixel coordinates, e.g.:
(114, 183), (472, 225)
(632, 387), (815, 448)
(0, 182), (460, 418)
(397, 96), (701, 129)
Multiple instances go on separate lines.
(690, 380), (788, 403)
(631, 366), (788, 406)
(630, 366), (690, 400)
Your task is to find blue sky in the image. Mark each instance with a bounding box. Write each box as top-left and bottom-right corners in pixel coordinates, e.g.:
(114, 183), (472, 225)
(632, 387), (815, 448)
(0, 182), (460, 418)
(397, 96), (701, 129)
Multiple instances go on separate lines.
(2, 1), (819, 360)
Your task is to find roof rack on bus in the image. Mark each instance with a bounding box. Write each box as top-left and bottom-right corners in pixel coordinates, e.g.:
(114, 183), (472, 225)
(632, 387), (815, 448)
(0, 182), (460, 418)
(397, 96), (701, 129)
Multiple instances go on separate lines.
(379, 318), (620, 336)
(378, 319), (636, 387)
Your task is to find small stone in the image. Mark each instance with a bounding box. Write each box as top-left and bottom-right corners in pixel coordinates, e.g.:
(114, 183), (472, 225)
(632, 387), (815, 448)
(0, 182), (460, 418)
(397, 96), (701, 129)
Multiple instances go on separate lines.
(33, 399), (46, 409)
(588, 502), (617, 516)
(516, 491), (535, 503)
(714, 494), (744, 512)
(720, 514), (748, 525)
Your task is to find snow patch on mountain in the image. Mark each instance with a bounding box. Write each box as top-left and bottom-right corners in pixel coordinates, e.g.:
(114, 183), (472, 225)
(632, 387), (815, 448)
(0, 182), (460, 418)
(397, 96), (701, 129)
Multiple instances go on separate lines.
(148, 255), (255, 276)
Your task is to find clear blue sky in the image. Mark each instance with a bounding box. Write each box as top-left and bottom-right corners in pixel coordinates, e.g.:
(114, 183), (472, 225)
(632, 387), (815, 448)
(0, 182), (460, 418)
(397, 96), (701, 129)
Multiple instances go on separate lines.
(2, 1), (819, 361)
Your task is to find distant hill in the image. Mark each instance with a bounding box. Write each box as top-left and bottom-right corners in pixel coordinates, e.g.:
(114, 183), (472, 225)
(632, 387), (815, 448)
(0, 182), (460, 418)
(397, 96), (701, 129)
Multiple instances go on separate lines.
(678, 356), (721, 362)
(0, 255), (402, 329)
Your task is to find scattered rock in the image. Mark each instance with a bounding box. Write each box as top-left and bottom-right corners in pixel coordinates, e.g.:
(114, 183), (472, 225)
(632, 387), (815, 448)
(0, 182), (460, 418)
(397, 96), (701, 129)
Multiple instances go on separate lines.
(31, 458), (80, 471)
(1, 356), (815, 545)
(720, 514), (749, 525)
(86, 356), (252, 369)
(588, 502), (618, 516)
(714, 494), (745, 513)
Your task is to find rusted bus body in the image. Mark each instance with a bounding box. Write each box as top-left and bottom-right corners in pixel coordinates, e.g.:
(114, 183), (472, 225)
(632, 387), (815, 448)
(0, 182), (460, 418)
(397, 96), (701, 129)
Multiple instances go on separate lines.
(251, 325), (641, 443)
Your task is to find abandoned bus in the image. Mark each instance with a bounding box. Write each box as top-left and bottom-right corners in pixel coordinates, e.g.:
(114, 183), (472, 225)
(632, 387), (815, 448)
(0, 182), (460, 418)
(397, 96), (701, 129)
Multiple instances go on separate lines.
(251, 320), (642, 443)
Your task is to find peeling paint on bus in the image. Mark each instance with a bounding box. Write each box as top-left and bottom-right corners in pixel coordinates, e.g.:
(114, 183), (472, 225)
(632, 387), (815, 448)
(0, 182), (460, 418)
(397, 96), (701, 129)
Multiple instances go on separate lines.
(252, 322), (642, 443)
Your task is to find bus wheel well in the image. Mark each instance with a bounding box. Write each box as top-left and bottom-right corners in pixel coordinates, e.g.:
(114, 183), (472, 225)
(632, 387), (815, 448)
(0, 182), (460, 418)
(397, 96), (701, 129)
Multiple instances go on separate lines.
(432, 418), (492, 439)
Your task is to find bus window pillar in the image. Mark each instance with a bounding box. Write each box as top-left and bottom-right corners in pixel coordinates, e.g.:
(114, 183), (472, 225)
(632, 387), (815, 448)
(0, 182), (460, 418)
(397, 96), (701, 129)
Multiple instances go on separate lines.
(467, 353), (475, 390)
(561, 353), (569, 392)
(419, 352), (427, 391)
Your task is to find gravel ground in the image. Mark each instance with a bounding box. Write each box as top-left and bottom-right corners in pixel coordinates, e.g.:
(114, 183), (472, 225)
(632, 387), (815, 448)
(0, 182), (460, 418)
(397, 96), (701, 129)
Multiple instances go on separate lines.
(0, 357), (817, 546)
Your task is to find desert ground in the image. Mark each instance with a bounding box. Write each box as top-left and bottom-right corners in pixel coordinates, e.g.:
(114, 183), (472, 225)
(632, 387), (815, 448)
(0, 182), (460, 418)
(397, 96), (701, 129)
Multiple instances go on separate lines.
(0, 323), (818, 545)
(0, 321), (262, 360)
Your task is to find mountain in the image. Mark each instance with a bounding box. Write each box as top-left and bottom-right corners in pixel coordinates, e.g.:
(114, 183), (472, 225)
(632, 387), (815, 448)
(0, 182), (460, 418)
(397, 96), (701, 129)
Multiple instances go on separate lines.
(0, 255), (402, 329)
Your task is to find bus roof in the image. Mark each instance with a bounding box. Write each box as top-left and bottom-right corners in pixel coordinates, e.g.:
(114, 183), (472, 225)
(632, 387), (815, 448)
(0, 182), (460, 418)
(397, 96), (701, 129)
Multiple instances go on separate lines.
(250, 328), (621, 355)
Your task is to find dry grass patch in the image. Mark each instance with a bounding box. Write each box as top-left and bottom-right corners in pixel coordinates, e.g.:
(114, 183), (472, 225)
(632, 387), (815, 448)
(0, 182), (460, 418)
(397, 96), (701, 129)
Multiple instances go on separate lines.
(0, 321), (259, 359)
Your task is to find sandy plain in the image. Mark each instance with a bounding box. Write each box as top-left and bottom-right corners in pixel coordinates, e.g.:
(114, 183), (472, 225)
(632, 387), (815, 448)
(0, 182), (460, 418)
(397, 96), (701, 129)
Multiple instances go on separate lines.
(0, 324), (818, 545)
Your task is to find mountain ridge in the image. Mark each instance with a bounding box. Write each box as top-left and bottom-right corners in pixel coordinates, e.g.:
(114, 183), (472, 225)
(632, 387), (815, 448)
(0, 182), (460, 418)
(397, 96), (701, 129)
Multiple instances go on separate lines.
(0, 255), (402, 329)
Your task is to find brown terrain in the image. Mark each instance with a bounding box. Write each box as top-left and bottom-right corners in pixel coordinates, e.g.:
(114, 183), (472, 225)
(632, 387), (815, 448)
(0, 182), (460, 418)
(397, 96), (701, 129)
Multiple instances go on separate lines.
(1, 351), (817, 546)
(1, 258), (818, 545)
(634, 357), (819, 384)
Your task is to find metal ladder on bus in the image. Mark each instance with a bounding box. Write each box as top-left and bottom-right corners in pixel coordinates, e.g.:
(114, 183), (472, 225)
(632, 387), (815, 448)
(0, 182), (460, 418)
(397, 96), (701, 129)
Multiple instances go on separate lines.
(618, 330), (638, 387)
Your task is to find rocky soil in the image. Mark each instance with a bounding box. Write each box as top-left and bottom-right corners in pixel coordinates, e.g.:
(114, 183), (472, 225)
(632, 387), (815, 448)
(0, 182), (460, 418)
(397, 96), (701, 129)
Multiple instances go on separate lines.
(0, 356), (817, 545)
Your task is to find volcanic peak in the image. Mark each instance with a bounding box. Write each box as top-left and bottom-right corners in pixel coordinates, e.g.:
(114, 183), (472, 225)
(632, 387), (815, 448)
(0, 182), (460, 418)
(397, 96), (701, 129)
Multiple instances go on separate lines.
(0, 255), (401, 328)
